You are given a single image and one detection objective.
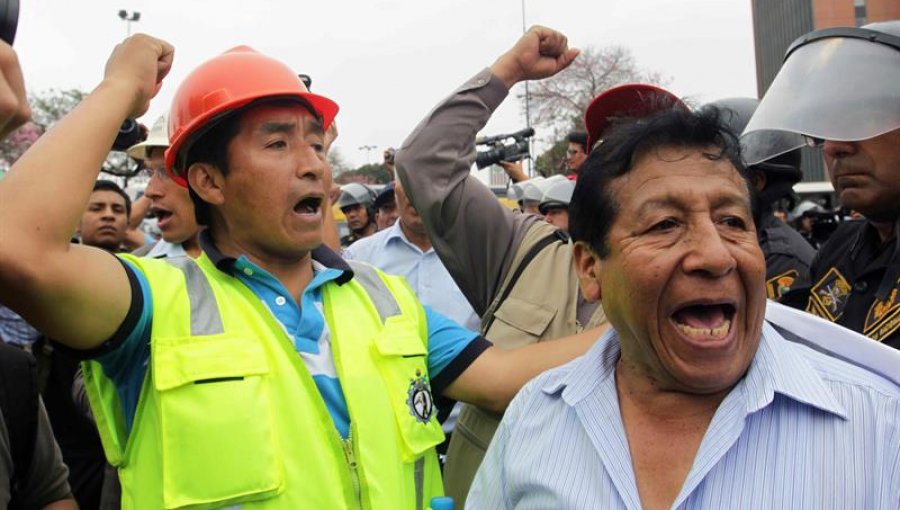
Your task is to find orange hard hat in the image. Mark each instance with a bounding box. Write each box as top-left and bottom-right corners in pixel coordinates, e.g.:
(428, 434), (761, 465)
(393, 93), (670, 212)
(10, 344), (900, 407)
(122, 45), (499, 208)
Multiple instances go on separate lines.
(165, 46), (339, 186)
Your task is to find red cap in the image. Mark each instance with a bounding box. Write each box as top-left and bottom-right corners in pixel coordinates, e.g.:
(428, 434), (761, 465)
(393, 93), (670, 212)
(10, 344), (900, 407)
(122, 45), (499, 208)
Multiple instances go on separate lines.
(584, 84), (685, 150)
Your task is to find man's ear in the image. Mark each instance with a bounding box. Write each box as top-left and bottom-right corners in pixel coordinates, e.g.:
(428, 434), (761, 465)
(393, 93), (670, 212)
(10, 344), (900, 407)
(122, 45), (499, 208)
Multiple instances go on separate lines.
(572, 241), (602, 302)
(752, 169), (767, 193)
(187, 163), (226, 207)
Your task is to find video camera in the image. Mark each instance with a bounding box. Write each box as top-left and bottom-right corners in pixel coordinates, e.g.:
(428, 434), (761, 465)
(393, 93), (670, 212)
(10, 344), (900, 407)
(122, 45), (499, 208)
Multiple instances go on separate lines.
(805, 209), (842, 247)
(475, 127), (534, 170)
(102, 119), (148, 177)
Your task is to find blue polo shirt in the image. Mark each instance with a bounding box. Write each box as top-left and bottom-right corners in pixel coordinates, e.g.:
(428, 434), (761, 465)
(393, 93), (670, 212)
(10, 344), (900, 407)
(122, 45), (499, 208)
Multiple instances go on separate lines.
(92, 232), (489, 439)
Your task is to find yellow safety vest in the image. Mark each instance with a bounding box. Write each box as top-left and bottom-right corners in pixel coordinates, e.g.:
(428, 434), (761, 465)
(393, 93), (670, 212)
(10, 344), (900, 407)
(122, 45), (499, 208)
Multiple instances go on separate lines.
(82, 253), (446, 509)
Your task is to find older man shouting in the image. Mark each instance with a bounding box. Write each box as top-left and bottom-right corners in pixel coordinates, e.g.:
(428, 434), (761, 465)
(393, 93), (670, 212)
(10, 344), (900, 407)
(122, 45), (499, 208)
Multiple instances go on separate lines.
(468, 103), (900, 508)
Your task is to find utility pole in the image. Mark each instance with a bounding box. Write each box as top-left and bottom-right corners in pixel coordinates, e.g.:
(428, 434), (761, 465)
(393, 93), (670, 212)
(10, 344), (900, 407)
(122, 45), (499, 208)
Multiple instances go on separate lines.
(521, 0), (534, 177)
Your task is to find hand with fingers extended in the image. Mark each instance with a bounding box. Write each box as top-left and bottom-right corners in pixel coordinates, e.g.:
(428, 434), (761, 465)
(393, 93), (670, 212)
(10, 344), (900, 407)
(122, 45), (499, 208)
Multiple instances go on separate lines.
(490, 26), (580, 89)
(103, 34), (175, 119)
(0, 41), (30, 140)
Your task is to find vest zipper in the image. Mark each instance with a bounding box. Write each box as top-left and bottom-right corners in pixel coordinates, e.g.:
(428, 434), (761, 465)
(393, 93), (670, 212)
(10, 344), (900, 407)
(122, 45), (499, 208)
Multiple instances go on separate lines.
(342, 436), (363, 510)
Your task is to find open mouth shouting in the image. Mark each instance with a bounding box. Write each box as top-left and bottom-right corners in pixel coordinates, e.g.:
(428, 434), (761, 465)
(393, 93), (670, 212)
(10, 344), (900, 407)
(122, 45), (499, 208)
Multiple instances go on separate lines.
(151, 206), (174, 229)
(293, 195), (323, 217)
(670, 301), (737, 344)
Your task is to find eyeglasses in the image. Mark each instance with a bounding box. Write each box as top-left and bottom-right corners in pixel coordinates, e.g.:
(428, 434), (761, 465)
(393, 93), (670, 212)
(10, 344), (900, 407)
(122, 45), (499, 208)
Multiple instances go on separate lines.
(139, 166), (170, 181)
(803, 135), (825, 149)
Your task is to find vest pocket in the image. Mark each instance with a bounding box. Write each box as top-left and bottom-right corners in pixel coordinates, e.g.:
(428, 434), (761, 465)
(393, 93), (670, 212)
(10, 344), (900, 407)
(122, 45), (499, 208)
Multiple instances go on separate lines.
(491, 297), (557, 348)
(153, 335), (283, 509)
(370, 317), (446, 462)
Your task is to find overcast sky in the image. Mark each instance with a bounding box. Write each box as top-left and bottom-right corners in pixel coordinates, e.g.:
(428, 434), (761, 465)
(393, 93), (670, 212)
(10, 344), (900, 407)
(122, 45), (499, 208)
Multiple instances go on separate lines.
(16, 0), (757, 168)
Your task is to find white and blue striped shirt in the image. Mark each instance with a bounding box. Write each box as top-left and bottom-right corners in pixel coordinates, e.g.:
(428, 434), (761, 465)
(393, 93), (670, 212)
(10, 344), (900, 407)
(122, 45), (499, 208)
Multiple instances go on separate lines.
(468, 322), (900, 509)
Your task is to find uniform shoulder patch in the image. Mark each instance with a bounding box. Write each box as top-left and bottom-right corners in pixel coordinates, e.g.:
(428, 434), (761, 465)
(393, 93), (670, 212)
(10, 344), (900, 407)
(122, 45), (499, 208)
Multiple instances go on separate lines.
(766, 269), (799, 300)
(809, 267), (852, 322)
(863, 278), (900, 342)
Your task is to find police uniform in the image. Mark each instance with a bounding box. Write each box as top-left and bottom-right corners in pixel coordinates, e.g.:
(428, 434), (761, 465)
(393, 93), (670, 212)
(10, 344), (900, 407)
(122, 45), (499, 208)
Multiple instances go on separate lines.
(340, 232), (362, 248)
(758, 214), (817, 300)
(786, 219), (900, 349)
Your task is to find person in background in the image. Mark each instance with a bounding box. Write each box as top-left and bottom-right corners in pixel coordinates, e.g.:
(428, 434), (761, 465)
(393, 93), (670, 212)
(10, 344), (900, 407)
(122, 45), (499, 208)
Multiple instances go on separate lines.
(538, 177), (574, 233)
(129, 115), (202, 259)
(373, 182), (399, 230)
(704, 97), (815, 301)
(564, 130), (588, 175)
(78, 180), (131, 253)
(337, 182), (378, 247)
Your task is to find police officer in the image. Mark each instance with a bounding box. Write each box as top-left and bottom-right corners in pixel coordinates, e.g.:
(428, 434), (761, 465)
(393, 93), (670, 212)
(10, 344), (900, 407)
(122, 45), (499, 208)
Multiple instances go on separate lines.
(337, 182), (378, 246)
(706, 97), (816, 300)
(744, 20), (900, 348)
(538, 177), (575, 233)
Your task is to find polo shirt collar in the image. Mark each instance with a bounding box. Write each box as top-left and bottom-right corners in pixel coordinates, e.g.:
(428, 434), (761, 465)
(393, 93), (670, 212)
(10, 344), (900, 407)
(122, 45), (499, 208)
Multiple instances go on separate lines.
(198, 229), (354, 285)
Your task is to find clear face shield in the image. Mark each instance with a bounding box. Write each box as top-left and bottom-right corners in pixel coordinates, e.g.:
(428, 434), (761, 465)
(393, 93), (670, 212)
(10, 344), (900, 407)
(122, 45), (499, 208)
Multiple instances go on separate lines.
(742, 25), (900, 166)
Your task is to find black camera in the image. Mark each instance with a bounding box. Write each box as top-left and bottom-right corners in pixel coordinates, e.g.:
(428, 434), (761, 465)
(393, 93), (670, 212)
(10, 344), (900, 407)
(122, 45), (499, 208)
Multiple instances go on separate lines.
(0, 0), (19, 45)
(102, 119), (148, 177)
(112, 119), (147, 152)
(475, 127), (535, 170)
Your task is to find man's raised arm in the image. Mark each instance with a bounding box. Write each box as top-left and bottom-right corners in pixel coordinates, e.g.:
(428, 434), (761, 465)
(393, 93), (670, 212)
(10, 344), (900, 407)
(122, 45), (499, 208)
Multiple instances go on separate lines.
(0, 35), (173, 349)
(395, 26), (578, 315)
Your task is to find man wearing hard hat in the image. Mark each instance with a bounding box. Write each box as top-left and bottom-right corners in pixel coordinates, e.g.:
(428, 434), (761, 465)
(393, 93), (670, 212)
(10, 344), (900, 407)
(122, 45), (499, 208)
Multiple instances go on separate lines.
(0, 35), (602, 509)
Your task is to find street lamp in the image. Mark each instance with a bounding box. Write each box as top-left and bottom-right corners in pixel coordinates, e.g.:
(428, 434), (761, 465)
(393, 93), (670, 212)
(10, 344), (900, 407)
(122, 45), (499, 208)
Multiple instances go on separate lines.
(117, 10), (141, 37)
(358, 145), (377, 166)
(521, 0), (533, 177)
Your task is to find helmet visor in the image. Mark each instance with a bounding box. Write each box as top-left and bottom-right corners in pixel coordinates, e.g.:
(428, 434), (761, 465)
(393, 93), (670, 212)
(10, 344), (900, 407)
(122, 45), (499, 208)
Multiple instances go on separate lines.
(743, 31), (900, 165)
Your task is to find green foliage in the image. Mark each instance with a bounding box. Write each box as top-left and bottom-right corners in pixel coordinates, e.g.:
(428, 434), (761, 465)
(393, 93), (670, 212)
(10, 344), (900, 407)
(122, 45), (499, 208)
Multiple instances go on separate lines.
(535, 139), (569, 177)
(334, 163), (391, 185)
(0, 88), (87, 171)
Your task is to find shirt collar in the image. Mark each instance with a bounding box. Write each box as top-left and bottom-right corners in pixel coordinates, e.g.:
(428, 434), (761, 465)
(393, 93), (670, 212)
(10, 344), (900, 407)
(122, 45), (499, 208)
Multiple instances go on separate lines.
(384, 220), (431, 253)
(145, 239), (187, 259)
(742, 322), (847, 419)
(198, 229), (354, 285)
(542, 321), (847, 420)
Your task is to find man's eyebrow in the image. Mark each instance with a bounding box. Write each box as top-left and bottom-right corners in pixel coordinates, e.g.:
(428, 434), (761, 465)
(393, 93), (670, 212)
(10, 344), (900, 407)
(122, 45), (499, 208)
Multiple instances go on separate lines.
(710, 192), (751, 211)
(635, 198), (678, 218)
(633, 192), (750, 218)
(307, 118), (324, 136)
(259, 118), (324, 136)
(259, 121), (297, 135)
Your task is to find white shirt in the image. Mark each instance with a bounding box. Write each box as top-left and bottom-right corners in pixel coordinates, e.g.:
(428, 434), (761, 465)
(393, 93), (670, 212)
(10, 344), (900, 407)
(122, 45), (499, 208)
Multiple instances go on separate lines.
(343, 220), (481, 331)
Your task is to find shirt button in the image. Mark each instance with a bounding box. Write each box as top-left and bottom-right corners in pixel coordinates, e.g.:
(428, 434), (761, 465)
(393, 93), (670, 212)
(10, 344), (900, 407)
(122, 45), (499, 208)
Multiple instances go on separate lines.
(275, 296), (287, 306)
(853, 281), (868, 293)
(242, 267), (254, 276)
